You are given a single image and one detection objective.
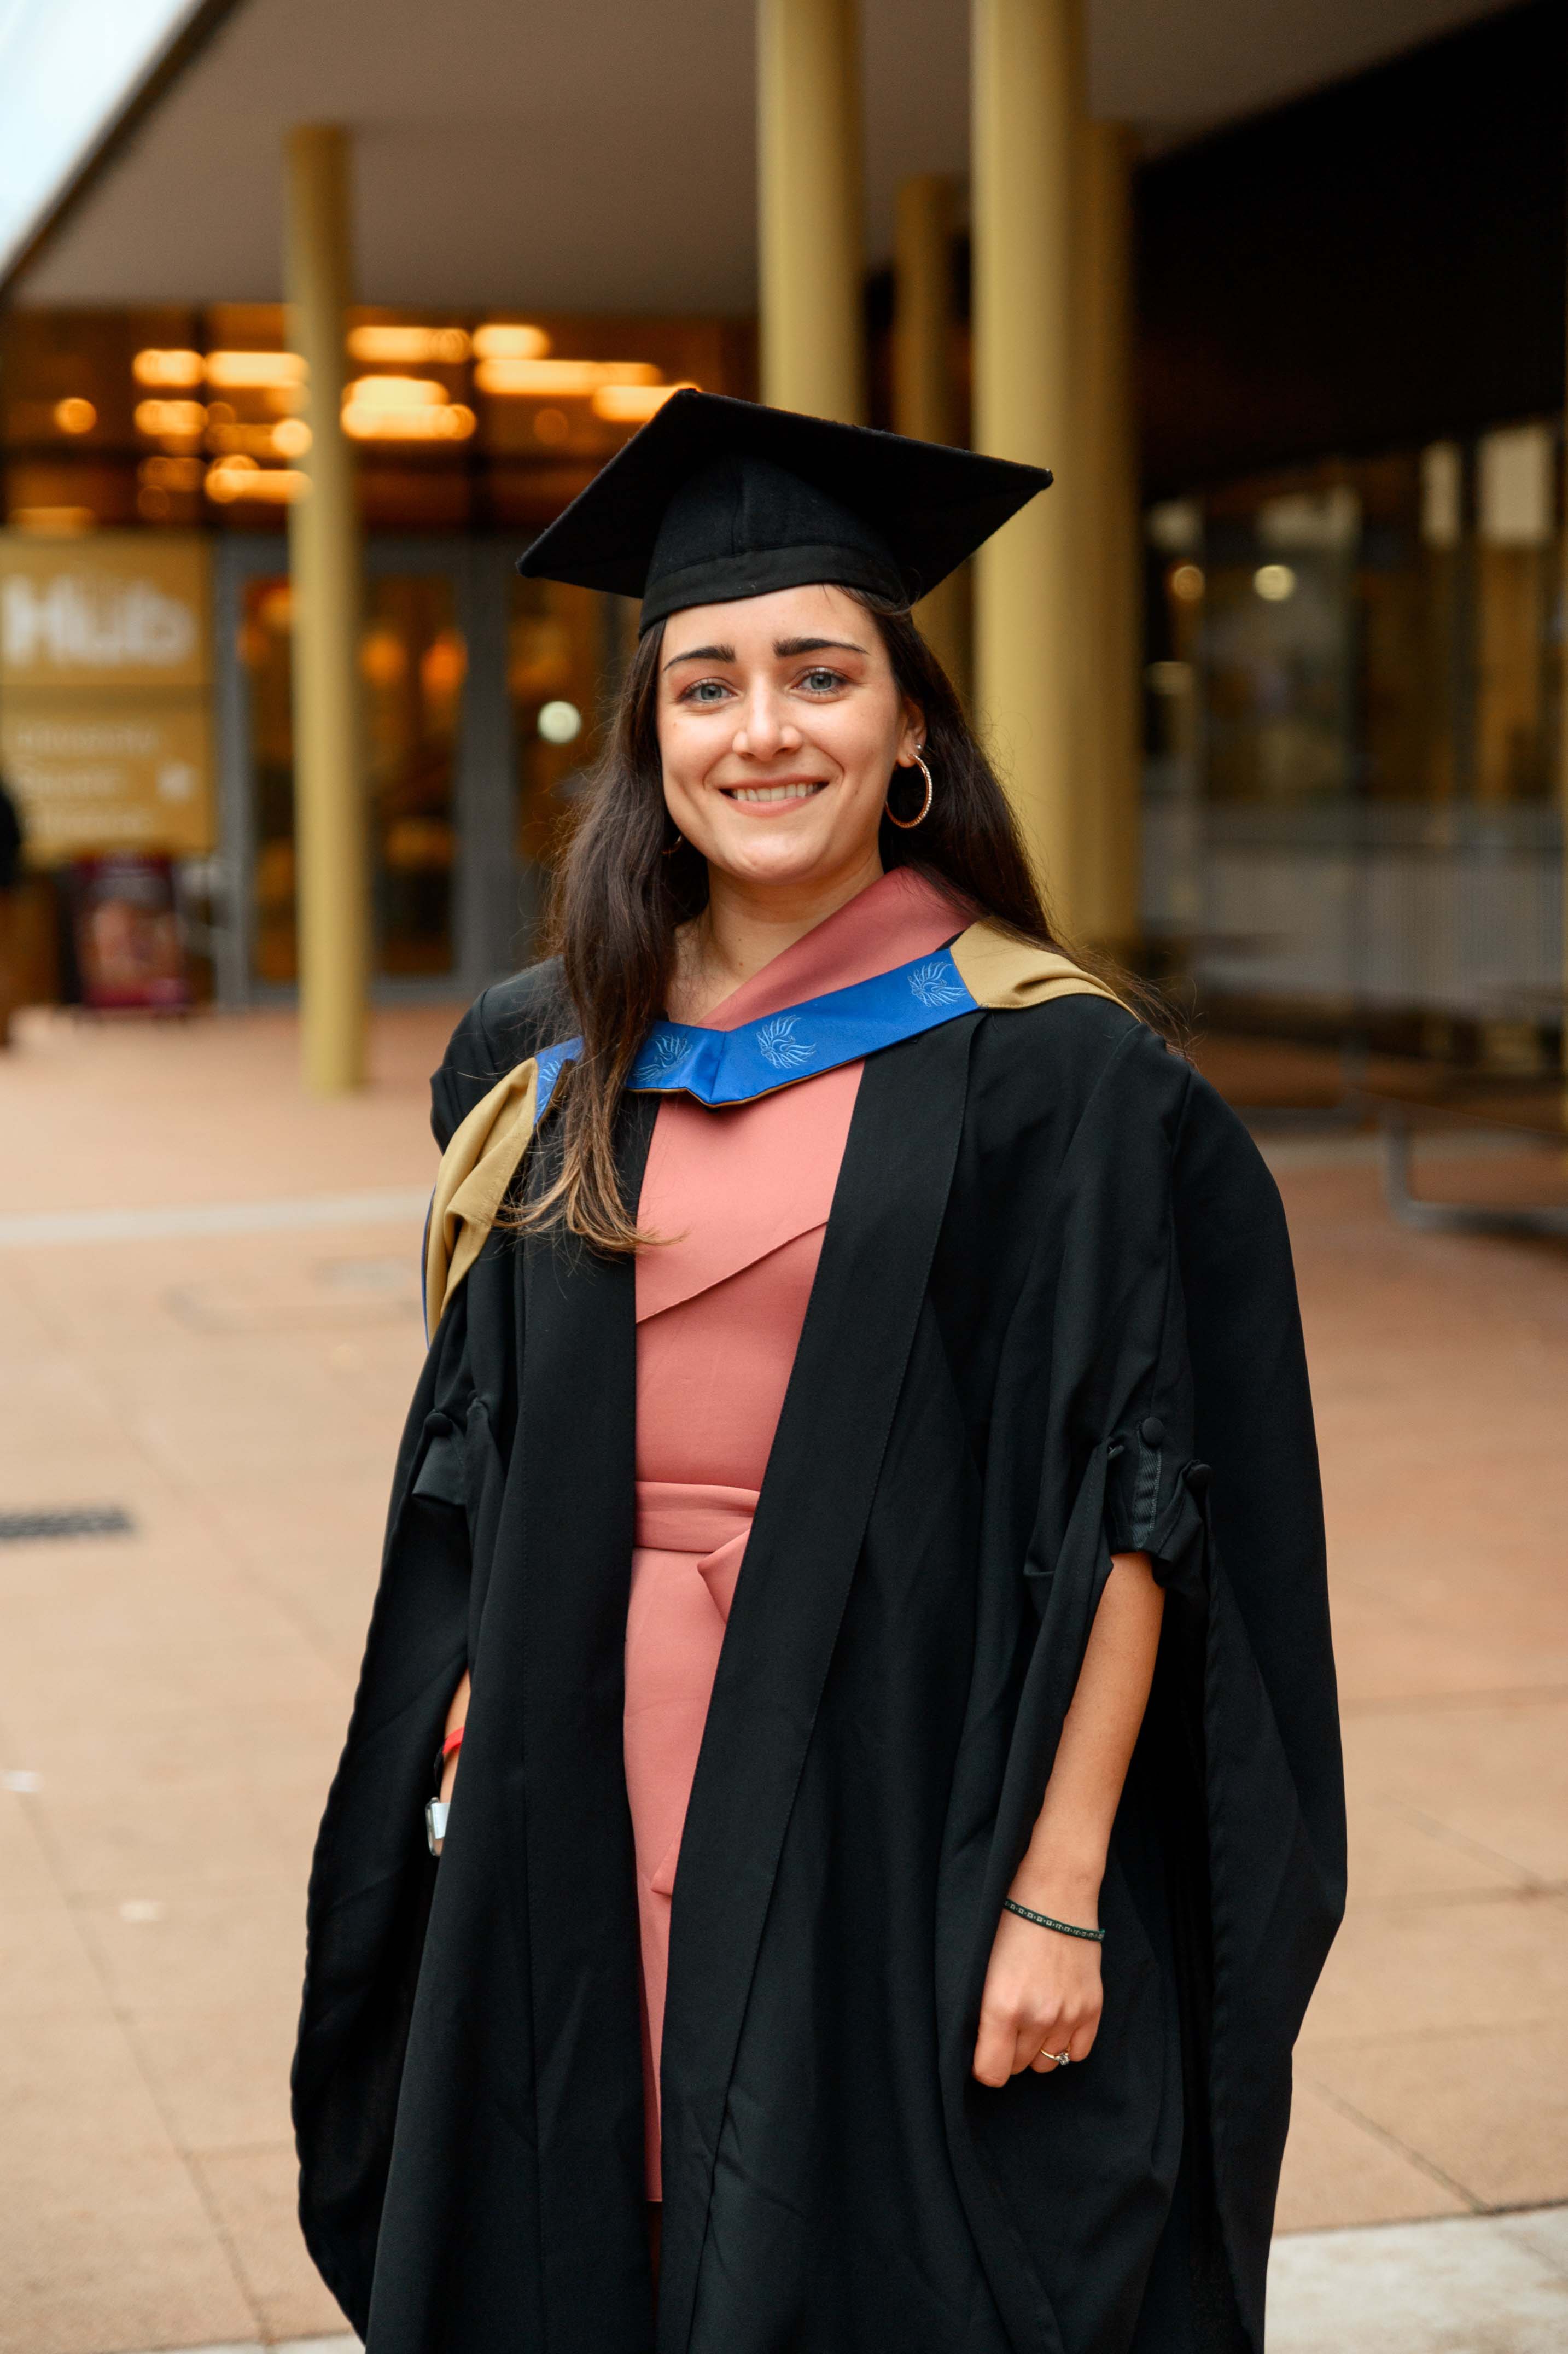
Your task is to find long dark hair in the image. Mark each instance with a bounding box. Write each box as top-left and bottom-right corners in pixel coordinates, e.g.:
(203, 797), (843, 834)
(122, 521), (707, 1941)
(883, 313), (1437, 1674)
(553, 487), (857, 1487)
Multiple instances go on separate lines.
(523, 592), (1080, 1254)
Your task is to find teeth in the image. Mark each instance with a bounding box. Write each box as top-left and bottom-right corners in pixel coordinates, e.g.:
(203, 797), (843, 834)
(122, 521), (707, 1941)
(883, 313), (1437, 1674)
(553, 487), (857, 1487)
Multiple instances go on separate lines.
(728, 783), (821, 803)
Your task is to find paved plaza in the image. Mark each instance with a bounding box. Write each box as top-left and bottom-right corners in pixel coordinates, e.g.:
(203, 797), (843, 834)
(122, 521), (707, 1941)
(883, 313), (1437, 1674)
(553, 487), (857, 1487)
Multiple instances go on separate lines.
(0, 1004), (1564, 2352)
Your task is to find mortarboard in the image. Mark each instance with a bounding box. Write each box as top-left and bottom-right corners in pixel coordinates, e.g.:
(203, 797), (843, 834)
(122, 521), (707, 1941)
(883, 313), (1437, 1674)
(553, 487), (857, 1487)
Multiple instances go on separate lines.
(515, 389), (1051, 632)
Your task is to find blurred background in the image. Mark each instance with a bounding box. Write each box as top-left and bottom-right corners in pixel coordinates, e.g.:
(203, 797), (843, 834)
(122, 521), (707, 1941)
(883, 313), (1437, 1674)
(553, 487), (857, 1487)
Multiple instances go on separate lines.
(0, 3), (1564, 2351)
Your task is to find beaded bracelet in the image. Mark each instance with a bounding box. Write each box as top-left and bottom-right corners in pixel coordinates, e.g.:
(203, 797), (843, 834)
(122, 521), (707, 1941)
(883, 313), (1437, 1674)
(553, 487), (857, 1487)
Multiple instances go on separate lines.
(1002, 1897), (1104, 1943)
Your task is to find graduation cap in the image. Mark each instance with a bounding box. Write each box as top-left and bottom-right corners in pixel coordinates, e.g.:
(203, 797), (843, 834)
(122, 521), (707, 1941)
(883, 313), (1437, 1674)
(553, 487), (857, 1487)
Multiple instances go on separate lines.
(516, 389), (1051, 631)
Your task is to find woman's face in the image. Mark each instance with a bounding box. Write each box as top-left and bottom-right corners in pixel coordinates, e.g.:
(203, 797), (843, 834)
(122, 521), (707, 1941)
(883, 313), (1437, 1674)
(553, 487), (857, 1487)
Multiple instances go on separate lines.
(655, 582), (924, 895)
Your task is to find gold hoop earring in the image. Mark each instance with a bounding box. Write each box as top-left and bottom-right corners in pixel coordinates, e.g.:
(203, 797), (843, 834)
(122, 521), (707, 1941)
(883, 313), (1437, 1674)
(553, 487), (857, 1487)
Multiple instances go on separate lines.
(885, 751), (933, 830)
(661, 829), (685, 858)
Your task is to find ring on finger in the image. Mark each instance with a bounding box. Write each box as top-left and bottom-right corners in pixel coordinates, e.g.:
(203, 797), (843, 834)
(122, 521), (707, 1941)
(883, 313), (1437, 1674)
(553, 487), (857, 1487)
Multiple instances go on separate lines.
(1037, 2047), (1071, 2068)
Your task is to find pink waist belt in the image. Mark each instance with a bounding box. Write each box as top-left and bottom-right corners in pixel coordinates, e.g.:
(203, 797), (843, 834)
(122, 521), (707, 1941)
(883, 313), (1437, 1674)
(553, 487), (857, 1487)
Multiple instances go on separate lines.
(632, 1481), (759, 1622)
(633, 1480), (759, 1558)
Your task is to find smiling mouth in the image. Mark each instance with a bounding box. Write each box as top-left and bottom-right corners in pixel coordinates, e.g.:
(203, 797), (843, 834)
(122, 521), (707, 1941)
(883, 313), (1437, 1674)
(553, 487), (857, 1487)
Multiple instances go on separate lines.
(721, 782), (826, 805)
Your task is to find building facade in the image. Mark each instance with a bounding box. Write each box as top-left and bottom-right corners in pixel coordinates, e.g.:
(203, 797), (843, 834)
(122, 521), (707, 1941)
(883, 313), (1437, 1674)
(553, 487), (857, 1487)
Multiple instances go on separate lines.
(1, 304), (753, 1003)
(2, 0), (1562, 1077)
(1136, 0), (1566, 1070)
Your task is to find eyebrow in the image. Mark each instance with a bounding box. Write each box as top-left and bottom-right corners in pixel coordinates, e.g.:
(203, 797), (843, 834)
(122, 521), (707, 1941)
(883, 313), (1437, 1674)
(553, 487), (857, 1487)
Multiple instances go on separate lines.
(663, 642), (735, 669)
(662, 633), (869, 673)
(774, 634), (868, 658)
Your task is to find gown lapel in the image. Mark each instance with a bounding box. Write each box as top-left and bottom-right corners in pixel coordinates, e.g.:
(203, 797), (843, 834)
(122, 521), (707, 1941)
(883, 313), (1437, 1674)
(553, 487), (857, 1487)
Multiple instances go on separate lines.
(514, 1092), (660, 2335)
(656, 1012), (978, 2346)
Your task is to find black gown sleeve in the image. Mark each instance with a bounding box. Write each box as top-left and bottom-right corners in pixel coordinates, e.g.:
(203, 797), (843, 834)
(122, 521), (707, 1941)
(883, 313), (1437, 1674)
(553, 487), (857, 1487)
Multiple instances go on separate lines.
(291, 1279), (477, 2331)
(1165, 1064), (1346, 2339)
(981, 1024), (1343, 2352)
(296, 964), (570, 2328)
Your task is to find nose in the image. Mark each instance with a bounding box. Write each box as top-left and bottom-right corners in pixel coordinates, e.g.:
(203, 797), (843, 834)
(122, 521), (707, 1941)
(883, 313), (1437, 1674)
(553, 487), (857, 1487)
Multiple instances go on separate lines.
(732, 680), (802, 761)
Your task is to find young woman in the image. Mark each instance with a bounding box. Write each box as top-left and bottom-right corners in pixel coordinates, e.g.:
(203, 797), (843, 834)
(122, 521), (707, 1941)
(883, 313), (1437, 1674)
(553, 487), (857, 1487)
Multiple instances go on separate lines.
(294, 393), (1343, 2354)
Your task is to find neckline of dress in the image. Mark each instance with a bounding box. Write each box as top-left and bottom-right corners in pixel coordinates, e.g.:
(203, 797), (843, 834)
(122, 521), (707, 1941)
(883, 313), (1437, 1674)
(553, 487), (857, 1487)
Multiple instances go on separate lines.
(690, 867), (971, 1034)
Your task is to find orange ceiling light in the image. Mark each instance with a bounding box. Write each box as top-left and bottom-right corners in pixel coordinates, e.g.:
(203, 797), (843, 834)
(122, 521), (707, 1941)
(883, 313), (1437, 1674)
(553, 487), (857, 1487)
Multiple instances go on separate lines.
(133, 348), (205, 387)
(340, 376), (477, 441)
(591, 381), (696, 422)
(205, 455), (307, 503)
(134, 398), (207, 438)
(475, 357), (661, 398)
(206, 350), (307, 389)
(342, 405), (477, 442)
(207, 418), (312, 459)
(347, 324), (471, 364)
(53, 397), (97, 434)
(471, 323), (551, 362)
(343, 375), (445, 408)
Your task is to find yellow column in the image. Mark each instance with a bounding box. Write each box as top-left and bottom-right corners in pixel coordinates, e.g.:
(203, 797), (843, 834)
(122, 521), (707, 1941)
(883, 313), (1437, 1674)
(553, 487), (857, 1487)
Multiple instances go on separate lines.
(971, 0), (1083, 925)
(1077, 121), (1141, 955)
(284, 123), (368, 1096)
(893, 173), (969, 692)
(757, 0), (865, 422)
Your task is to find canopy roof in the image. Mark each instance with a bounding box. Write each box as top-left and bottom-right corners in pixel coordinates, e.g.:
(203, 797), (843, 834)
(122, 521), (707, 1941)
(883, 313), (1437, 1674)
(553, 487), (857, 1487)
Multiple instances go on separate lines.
(7, 0), (1514, 310)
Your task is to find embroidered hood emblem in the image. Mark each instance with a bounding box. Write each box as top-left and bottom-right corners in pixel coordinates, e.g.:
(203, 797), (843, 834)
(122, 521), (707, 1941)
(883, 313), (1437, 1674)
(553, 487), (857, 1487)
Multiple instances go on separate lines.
(754, 1015), (815, 1070)
(907, 959), (967, 1008)
(634, 1032), (693, 1084)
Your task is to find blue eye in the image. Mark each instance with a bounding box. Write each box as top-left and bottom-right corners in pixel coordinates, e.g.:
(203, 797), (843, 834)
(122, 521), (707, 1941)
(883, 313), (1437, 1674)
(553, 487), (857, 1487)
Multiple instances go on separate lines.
(683, 679), (730, 703)
(801, 667), (843, 691)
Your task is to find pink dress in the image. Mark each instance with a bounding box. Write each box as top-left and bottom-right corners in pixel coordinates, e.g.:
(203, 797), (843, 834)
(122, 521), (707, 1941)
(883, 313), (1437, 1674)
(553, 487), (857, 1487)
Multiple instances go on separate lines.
(627, 865), (967, 2192)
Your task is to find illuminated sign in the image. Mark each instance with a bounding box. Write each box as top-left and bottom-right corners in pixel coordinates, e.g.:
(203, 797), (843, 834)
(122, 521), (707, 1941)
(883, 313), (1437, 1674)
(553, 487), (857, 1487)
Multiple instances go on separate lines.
(0, 532), (213, 860)
(0, 533), (208, 689)
(1, 699), (212, 860)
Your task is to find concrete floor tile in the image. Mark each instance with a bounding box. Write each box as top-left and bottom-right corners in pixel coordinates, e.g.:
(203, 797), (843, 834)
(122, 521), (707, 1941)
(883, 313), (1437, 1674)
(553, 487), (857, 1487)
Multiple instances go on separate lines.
(0, 1622), (345, 1727)
(1497, 2205), (1568, 2282)
(0, 1531), (346, 1678)
(0, 1392), (134, 1479)
(33, 1773), (327, 1903)
(1345, 1698), (1568, 1885)
(0, 2013), (256, 2354)
(1326, 1582), (1568, 1704)
(1299, 1893), (1568, 2046)
(0, 1004), (454, 1219)
(200, 1473), (387, 1675)
(1345, 1799), (1529, 1908)
(0, 1787), (65, 1906)
(0, 1901), (113, 2017)
(88, 1689), (342, 1780)
(1275, 2078), (1469, 2233)
(1267, 2210), (1568, 2354)
(132, 1999), (300, 2153)
(192, 2146), (352, 2344)
(78, 1882), (308, 2019)
(1303, 2020), (1568, 2211)
(125, 1357), (398, 1487)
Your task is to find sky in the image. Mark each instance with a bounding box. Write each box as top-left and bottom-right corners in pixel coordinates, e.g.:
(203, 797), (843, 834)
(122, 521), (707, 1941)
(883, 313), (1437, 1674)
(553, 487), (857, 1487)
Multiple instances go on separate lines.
(0, 0), (202, 276)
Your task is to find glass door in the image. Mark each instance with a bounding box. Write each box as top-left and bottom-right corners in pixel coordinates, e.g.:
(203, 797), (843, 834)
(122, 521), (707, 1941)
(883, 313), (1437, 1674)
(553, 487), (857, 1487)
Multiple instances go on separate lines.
(214, 535), (631, 1006)
(369, 576), (466, 976)
(213, 534), (518, 1003)
(232, 544), (466, 990)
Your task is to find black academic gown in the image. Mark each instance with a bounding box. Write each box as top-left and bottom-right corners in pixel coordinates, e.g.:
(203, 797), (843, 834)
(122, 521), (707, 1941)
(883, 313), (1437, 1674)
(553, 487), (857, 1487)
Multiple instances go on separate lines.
(293, 965), (1344, 2354)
